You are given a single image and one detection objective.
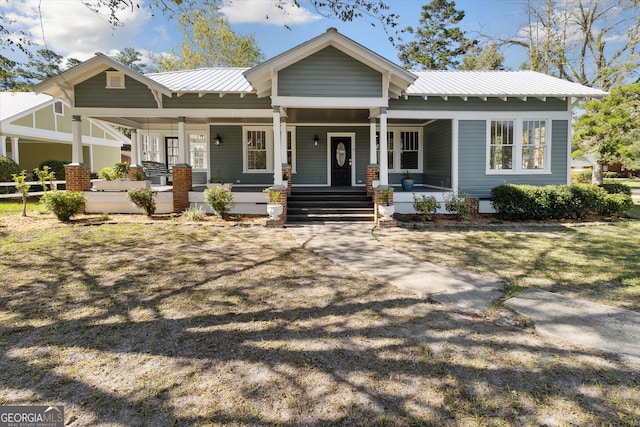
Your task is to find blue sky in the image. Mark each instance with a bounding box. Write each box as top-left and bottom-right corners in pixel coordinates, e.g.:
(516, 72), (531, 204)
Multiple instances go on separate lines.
(4, 0), (529, 70)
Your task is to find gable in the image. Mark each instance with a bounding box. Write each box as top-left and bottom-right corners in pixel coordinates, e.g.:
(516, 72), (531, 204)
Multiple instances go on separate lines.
(75, 71), (159, 108)
(278, 46), (383, 97)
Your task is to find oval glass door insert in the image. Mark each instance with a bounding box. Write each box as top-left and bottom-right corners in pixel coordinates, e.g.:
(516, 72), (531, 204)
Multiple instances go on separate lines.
(336, 142), (346, 167)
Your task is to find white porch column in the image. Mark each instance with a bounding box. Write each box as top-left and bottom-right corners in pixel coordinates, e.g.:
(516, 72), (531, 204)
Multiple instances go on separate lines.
(280, 117), (288, 165)
(451, 118), (459, 192)
(71, 115), (83, 165)
(272, 106), (283, 186)
(178, 116), (188, 164)
(0, 136), (6, 157)
(11, 137), (19, 164)
(369, 117), (377, 164)
(379, 108), (388, 186)
(130, 129), (139, 167)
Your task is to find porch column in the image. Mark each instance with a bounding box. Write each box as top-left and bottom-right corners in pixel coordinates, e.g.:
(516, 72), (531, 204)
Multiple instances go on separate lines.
(177, 116), (188, 165)
(272, 106), (283, 186)
(369, 117), (377, 164)
(71, 115), (83, 165)
(379, 108), (389, 186)
(130, 129), (139, 167)
(280, 117), (287, 166)
(0, 136), (6, 157)
(451, 119), (459, 192)
(11, 137), (19, 164)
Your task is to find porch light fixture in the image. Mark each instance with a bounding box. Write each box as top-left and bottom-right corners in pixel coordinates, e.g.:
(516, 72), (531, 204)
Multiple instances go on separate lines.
(313, 135), (319, 148)
(214, 134), (222, 146)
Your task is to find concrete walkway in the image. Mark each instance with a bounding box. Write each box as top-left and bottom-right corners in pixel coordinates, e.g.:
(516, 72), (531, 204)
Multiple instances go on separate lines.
(287, 222), (640, 362)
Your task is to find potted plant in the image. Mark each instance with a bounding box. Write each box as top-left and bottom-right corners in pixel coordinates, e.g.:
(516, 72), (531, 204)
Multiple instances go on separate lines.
(263, 187), (283, 220)
(94, 161), (150, 191)
(377, 186), (394, 221)
(401, 170), (414, 191)
(207, 167), (233, 190)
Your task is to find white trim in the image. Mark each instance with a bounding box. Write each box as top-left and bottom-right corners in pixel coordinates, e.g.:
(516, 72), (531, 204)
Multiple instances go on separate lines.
(327, 132), (357, 186)
(106, 71), (126, 89)
(71, 108), (273, 120)
(485, 118), (552, 175)
(0, 124), (123, 147)
(271, 96), (388, 108)
(286, 126), (297, 173)
(387, 110), (571, 121)
(242, 125), (273, 173)
(451, 119), (458, 191)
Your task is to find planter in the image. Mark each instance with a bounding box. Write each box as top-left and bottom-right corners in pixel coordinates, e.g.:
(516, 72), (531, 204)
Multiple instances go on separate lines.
(206, 183), (233, 191)
(401, 178), (414, 191)
(93, 180), (150, 192)
(378, 204), (395, 221)
(371, 179), (380, 189)
(267, 203), (283, 220)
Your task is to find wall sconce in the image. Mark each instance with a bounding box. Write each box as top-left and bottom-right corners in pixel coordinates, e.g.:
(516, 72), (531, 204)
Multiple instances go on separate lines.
(214, 134), (222, 146)
(313, 135), (319, 148)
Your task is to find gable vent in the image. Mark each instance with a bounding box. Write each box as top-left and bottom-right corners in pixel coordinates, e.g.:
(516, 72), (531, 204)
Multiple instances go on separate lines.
(106, 71), (126, 89)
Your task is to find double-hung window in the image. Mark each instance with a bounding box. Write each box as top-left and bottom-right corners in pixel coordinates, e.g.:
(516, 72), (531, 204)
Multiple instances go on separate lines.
(189, 133), (208, 170)
(141, 134), (161, 162)
(487, 119), (550, 174)
(400, 130), (420, 170)
(286, 128), (297, 173)
(376, 128), (422, 172)
(243, 126), (272, 173)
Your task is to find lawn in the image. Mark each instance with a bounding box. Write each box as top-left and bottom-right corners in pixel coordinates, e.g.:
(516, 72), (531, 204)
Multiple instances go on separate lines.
(0, 200), (39, 217)
(605, 177), (640, 189)
(1, 216), (639, 426)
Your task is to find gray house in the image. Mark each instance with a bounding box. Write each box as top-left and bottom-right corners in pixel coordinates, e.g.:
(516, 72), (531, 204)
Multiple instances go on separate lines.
(33, 28), (607, 219)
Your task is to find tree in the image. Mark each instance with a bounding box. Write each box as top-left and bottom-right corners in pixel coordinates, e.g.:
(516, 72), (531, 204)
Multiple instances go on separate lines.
(112, 47), (151, 73)
(396, 0), (476, 70)
(156, 5), (264, 70)
(14, 49), (80, 87)
(459, 43), (504, 70)
(508, 0), (640, 90)
(573, 83), (640, 184)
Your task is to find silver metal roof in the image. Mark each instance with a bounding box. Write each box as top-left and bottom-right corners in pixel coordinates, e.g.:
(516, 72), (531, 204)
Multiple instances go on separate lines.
(145, 68), (607, 99)
(0, 92), (55, 122)
(146, 68), (253, 93)
(407, 70), (607, 98)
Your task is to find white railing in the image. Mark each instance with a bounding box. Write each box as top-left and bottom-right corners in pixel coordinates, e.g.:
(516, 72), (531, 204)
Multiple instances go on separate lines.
(0, 180), (66, 199)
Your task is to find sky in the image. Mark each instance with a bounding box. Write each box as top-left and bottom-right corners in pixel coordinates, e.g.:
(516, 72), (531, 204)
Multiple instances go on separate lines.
(2, 0), (530, 71)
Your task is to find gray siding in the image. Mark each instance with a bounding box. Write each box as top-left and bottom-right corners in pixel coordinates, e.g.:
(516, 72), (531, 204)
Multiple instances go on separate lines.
(424, 120), (452, 187)
(278, 46), (383, 97)
(458, 120), (569, 198)
(295, 127), (329, 184)
(390, 96), (568, 112)
(164, 93), (271, 109)
(75, 71), (158, 108)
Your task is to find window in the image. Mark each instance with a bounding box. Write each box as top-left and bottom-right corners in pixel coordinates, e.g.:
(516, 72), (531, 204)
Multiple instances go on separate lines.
(53, 101), (63, 115)
(243, 127), (272, 172)
(142, 134), (161, 162)
(400, 131), (419, 170)
(189, 133), (208, 170)
(487, 119), (550, 174)
(376, 131), (394, 170)
(286, 128), (297, 172)
(106, 71), (125, 89)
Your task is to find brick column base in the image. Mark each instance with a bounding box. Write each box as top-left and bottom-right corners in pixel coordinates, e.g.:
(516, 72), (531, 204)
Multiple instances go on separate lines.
(374, 187), (396, 227)
(128, 166), (145, 181)
(64, 164), (91, 192)
(172, 164), (192, 214)
(366, 164), (380, 196)
(264, 186), (287, 227)
(282, 165), (292, 195)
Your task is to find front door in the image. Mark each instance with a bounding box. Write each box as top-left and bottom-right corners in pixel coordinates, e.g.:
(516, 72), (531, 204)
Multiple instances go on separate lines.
(331, 136), (352, 186)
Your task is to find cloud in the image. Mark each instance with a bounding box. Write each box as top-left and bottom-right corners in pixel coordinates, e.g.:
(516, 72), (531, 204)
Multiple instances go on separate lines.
(6, 0), (152, 61)
(220, 0), (321, 25)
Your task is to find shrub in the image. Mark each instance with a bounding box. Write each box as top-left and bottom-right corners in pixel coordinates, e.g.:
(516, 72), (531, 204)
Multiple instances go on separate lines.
(600, 182), (632, 196)
(34, 166), (56, 191)
(12, 171), (30, 217)
(204, 186), (234, 218)
(413, 195), (440, 221)
(572, 170), (592, 184)
(182, 205), (207, 221)
(113, 161), (130, 179)
(598, 194), (634, 216)
(0, 155), (21, 182)
(568, 184), (608, 219)
(37, 159), (67, 180)
(98, 167), (115, 180)
(128, 188), (156, 216)
(444, 192), (471, 221)
(40, 191), (85, 221)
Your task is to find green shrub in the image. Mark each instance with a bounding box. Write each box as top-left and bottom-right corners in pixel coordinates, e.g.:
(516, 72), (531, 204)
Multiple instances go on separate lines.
(600, 182), (632, 196)
(12, 171), (30, 217)
(413, 195), (440, 221)
(598, 194), (634, 216)
(572, 170), (592, 184)
(37, 159), (67, 180)
(0, 155), (21, 182)
(444, 192), (471, 221)
(568, 184), (608, 219)
(182, 205), (207, 221)
(98, 167), (115, 180)
(128, 188), (156, 216)
(40, 191), (85, 221)
(204, 186), (234, 218)
(113, 161), (130, 179)
(34, 165), (56, 191)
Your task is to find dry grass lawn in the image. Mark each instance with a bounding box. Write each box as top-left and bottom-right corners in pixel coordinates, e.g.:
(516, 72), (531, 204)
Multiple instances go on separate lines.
(1, 213), (639, 426)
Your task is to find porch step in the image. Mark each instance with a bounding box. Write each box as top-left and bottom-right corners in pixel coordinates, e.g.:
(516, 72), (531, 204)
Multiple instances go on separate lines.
(287, 188), (375, 223)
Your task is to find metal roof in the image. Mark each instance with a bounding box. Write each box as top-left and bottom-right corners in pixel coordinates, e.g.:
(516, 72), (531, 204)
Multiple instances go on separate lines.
(146, 68), (253, 93)
(407, 70), (607, 99)
(0, 92), (55, 122)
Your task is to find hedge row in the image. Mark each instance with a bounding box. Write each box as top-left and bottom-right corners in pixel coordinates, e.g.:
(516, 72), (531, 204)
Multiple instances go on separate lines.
(491, 184), (633, 220)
